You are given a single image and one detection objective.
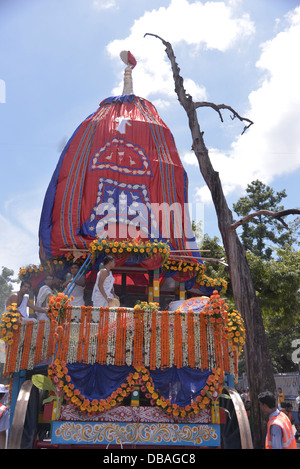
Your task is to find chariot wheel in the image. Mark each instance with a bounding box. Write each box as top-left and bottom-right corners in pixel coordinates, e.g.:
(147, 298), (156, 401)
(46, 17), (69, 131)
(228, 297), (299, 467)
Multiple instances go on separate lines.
(7, 380), (41, 449)
(220, 386), (253, 449)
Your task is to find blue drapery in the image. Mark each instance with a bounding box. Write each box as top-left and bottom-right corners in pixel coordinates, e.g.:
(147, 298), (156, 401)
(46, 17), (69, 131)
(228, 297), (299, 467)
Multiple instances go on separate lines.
(66, 363), (213, 407)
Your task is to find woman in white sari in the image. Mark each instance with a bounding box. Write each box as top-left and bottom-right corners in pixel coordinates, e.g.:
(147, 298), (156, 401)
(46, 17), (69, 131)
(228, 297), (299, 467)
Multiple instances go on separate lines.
(92, 256), (119, 307)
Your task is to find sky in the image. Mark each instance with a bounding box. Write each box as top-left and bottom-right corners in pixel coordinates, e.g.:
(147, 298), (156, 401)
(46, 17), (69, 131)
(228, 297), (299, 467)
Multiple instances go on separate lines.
(1, 0), (300, 277)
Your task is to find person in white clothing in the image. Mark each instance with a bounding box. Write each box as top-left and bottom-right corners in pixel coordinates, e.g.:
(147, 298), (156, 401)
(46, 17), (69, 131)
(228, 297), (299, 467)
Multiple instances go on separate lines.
(6, 281), (46, 322)
(92, 256), (119, 307)
(63, 263), (86, 306)
(36, 273), (55, 319)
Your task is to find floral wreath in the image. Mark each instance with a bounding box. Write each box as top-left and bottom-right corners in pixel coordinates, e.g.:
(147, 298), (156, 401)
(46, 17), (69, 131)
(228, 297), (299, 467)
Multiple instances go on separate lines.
(48, 359), (224, 418)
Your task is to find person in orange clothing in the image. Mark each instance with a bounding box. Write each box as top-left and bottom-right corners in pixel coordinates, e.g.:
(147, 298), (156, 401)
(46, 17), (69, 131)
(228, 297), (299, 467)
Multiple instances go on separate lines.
(258, 391), (297, 449)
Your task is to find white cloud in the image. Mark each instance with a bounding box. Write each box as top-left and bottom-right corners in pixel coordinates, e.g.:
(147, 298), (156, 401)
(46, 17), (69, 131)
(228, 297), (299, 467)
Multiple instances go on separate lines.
(106, 0), (255, 100)
(92, 0), (117, 10)
(187, 6), (300, 204)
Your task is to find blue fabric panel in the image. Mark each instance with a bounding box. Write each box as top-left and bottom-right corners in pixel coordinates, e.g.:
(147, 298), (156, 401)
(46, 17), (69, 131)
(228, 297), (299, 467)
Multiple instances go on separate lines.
(150, 367), (212, 407)
(66, 363), (134, 400)
(100, 95), (136, 105)
(65, 363), (213, 407)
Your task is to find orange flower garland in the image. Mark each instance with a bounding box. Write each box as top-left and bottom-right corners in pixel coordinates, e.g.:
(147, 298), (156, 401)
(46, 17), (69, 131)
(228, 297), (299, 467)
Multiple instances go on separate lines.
(187, 311), (196, 369)
(174, 310), (183, 369)
(149, 310), (157, 370)
(114, 308), (127, 366)
(160, 311), (170, 369)
(48, 359), (225, 419)
(133, 308), (144, 368)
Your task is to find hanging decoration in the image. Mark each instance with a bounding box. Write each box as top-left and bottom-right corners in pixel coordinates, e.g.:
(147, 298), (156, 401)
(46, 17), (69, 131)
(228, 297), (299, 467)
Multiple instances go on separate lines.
(0, 303), (22, 345)
(3, 292), (245, 383)
(88, 237), (170, 268)
(47, 359), (225, 419)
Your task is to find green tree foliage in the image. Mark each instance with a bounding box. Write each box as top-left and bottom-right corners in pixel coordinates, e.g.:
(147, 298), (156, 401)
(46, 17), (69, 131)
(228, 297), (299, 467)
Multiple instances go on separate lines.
(233, 180), (294, 260)
(0, 267), (17, 314)
(232, 181), (300, 372)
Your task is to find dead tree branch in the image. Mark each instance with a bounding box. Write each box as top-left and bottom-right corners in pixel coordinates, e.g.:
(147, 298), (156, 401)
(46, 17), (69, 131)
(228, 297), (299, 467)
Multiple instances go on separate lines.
(144, 33), (253, 134)
(194, 102), (253, 134)
(231, 209), (300, 231)
(145, 32), (276, 449)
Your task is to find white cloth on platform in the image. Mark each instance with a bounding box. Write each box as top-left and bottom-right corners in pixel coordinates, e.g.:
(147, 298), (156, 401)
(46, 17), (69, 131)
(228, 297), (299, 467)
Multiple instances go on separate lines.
(69, 284), (85, 306)
(92, 269), (115, 307)
(36, 285), (53, 308)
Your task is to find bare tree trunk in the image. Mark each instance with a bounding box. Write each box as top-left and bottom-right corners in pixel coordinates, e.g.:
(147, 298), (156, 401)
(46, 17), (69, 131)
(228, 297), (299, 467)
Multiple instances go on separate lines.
(146, 33), (276, 448)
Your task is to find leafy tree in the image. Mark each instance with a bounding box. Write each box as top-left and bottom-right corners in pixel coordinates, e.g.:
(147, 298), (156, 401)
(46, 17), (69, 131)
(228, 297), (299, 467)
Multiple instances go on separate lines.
(246, 245), (300, 372)
(233, 180), (294, 260)
(0, 267), (18, 314)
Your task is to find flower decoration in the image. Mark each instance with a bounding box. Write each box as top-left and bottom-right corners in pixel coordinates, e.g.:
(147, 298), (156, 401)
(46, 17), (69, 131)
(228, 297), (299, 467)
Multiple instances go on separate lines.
(133, 301), (159, 313)
(202, 290), (228, 328)
(227, 308), (245, 356)
(18, 254), (88, 282)
(89, 237), (170, 262)
(0, 303), (22, 345)
(48, 360), (225, 418)
(18, 263), (45, 281)
(162, 259), (206, 274)
(195, 273), (228, 293)
(47, 293), (74, 324)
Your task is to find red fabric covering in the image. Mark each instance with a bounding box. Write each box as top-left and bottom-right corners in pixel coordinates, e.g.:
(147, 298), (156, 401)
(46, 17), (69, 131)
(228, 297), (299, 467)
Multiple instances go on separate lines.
(39, 95), (202, 270)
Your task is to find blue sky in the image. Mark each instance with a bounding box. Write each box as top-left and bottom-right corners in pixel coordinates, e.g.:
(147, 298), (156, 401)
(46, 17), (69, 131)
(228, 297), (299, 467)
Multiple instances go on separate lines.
(1, 0), (300, 275)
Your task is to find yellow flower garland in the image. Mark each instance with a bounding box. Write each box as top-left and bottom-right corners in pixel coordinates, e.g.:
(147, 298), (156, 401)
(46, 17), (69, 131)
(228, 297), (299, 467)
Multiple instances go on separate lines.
(227, 309), (245, 356)
(0, 303), (22, 345)
(89, 237), (170, 262)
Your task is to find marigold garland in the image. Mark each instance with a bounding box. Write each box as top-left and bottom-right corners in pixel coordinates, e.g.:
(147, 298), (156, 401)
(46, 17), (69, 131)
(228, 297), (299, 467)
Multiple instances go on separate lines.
(0, 303), (22, 345)
(47, 293), (74, 324)
(149, 310), (157, 370)
(89, 237), (170, 263)
(3, 293), (243, 382)
(33, 320), (46, 366)
(174, 310), (183, 368)
(162, 259), (206, 275)
(48, 359), (225, 419)
(187, 311), (196, 369)
(160, 311), (169, 369)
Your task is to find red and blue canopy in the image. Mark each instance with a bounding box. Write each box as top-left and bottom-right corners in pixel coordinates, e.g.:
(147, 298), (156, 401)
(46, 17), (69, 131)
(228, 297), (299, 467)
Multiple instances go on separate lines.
(39, 94), (202, 270)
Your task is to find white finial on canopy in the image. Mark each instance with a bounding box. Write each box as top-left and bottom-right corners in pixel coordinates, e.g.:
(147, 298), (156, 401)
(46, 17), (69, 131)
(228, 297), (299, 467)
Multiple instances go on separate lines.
(120, 51), (137, 95)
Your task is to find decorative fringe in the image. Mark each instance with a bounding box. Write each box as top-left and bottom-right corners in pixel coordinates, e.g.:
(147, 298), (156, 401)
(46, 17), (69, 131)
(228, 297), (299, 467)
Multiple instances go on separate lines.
(149, 310), (157, 370)
(133, 308), (143, 368)
(174, 310), (183, 368)
(3, 304), (241, 378)
(33, 320), (46, 366)
(114, 308), (127, 366)
(187, 311), (195, 369)
(160, 311), (169, 369)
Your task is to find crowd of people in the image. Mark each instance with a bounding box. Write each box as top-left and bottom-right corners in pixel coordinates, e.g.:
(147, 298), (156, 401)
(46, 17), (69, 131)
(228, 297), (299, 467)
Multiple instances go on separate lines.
(5, 256), (119, 322)
(239, 386), (300, 449)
